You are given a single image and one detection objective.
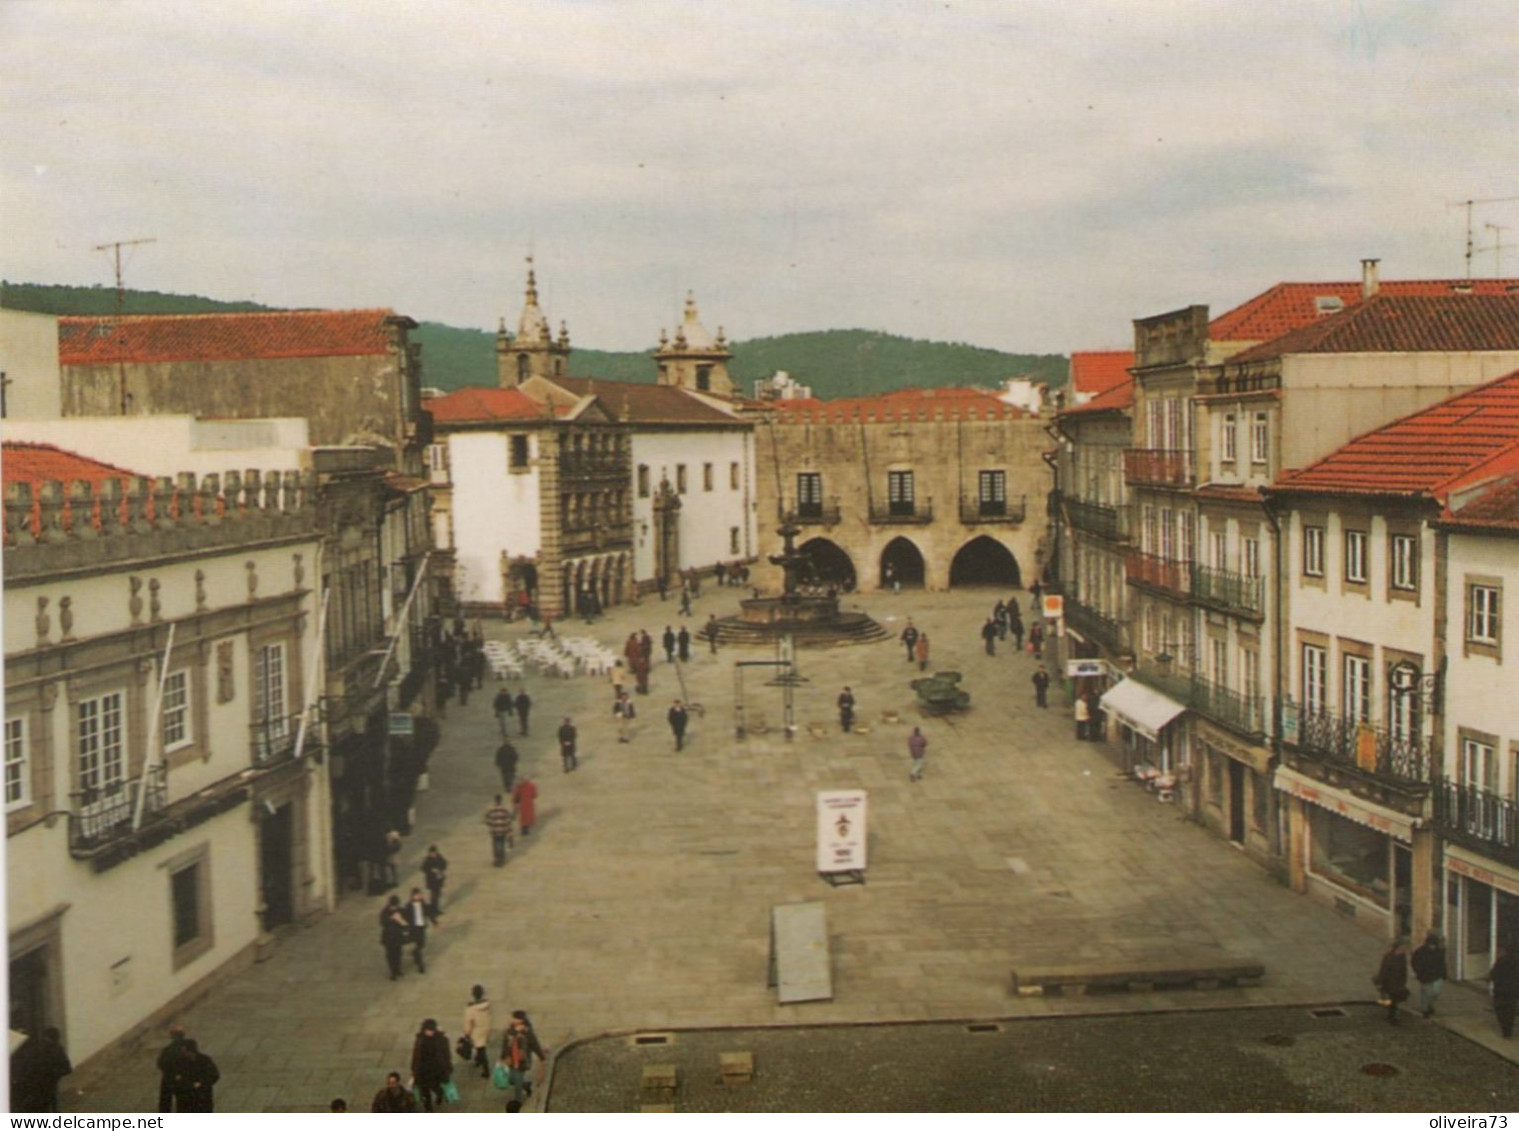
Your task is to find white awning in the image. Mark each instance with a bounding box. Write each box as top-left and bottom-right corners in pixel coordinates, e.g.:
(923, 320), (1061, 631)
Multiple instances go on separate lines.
(1273, 765), (1416, 841)
(1099, 678), (1186, 741)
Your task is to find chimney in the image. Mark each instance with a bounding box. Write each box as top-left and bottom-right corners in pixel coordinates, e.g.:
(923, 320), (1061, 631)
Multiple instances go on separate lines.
(1361, 258), (1381, 299)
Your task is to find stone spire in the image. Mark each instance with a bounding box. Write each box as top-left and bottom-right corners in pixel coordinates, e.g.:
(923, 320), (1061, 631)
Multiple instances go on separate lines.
(498, 255), (572, 388)
(653, 290), (733, 395)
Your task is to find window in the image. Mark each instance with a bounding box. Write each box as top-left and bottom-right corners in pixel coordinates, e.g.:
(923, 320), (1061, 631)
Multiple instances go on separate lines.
(509, 435), (530, 470)
(1211, 532), (1228, 570)
(977, 470), (1006, 515)
(1388, 664), (1418, 743)
(1210, 638), (1228, 685)
(1302, 644), (1327, 713)
(1469, 584), (1500, 643)
(696, 365), (712, 392)
(796, 472), (822, 517)
(1344, 529), (1367, 584)
(78, 691), (126, 796)
(254, 643), (288, 758)
(425, 444), (446, 473)
(1303, 525), (1325, 578)
(1250, 412), (1268, 465)
(5, 717), (28, 809)
(1461, 736), (1497, 790)
(1221, 413), (1237, 463)
(167, 845), (214, 969)
(1240, 648), (1260, 702)
(637, 465), (650, 498)
(730, 527), (740, 554)
(676, 465), (687, 494)
(1242, 537), (1260, 579)
(730, 462), (740, 490)
(887, 470), (915, 516)
(703, 463), (713, 492)
(162, 670), (191, 751)
(1390, 534), (1417, 592)
(1343, 653), (1371, 723)
(172, 865), (201, 949)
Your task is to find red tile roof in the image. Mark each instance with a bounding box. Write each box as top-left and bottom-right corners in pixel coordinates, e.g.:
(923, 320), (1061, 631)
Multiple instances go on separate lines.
(1271, 369), (1519, 500)
(1224, 294), (1519, 365)
(1209, 279), (1519, 342)
(2, 441), (149, 535)
(1440, 473), (1519, 533)
(772, 388), (1021, 423)
(1069, 351), (1134, 396)
(545, 377), (744, 426)
(57, 309), (401, 365)
(427, 386), (555, 425)
(1059, 378), (1134, 418)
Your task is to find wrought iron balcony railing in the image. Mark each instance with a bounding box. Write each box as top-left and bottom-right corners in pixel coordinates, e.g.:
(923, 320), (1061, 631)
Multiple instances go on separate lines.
(1289, 703), (1431, 786)
(1124, 549), (1191, 597)
(1433, 780), (1519, 864)
(1063, 495), (1127, 541)
(1188, 675), (1266, 738)
(959, 496), (1027, 524)
(1063, 595), (1127, 655)
(252, 713), (303, 767)
(69, 765), (168, 854)
(868, 499), (934, 525)
(779, 497), (842, 526)
(1190, 563), (1265, 617)
(1123, 448), (1195, 489)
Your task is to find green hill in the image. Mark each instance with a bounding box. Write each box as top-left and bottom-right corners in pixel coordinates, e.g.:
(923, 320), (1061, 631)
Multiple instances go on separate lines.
(1, 282), (1067, 398)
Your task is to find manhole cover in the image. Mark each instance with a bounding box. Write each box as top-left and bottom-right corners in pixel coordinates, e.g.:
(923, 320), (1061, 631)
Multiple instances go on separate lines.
(1261, 1034), (1296, 1046)
(1361, 1063), (1400, 1077)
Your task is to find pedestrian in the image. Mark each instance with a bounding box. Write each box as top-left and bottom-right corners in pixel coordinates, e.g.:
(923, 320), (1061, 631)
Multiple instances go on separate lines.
(371, 1072), (418, 1113)
(640, 629), (654, 669)
(513, 777), (538, 837)
(900, 618), (919, 663)
(470, 640), (487, 689)
(485, 794), (515, 866)
(678, 624), (692, 662)
(994, 599), (1008, 640)
(410, 1018), (452, 1112)
(514, 689), (532, 736)
(614, 690), (636, 742)
(330, 1098), (348, 1111)
(498, 1010), (547, 1114)
(1032, 665), (1050, 708)
(679, 585), (693, 617)
(1010, 610), (1024, 652)
(916, 631), (930, 672)
(885, 562), (897, 593)
(1074, 692), (1091, 740)
(494, 687), (514, 736)
(156, 1024), (189, 1112)
(1374, 938), (1410, 1025)
(1411, 931), (1448, 1018)
(558, 716), (578, 773)
(609, 659), (625, 702)
(907, 726), (927, 782)
(463, 986), (493, 1080)
(422, 844), (448, 916)
(658, 573), (668, 601)
(383, 828), (403, 889)
(495, 738), (519, 792)
(837, 686), (855, 732)
(1030, 621), (1045, 659)
(705, 614), (720, 654)
(380, 895), (408, 979)
(1490, 944), (1519, 1038)
(668, 699), (690, 751)
(405, 887), (436, 973)
(9, 1027), (72, 1113)
(168, 1039), (220, 1113)
(1031, 578), (1044, 608)
(662, 625), (676, 663)
(981, 617), (997, 656)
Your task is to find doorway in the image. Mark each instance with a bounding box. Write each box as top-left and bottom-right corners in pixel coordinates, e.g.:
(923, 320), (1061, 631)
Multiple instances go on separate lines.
(948, 536), (1022, 587)
(259, 802), (296, 930)
(1227, 760), (1246, 844)
(879, 537), (925, 589)
(8, 947), (51, 1039)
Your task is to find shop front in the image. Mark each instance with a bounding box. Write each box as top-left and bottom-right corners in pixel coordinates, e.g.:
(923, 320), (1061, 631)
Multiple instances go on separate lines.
(1195, 718), (1274, 861)
(1444, 847), (1519, 982)
(1099, 677), (1189, 800)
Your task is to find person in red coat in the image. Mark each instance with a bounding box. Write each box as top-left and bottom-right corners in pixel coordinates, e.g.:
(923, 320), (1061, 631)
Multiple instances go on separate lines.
(512, 777), (538, 836)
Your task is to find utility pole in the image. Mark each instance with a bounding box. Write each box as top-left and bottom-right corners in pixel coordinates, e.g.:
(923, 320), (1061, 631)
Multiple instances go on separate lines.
(93, 237), (156, 414)
(1446, 198), (1519, 277)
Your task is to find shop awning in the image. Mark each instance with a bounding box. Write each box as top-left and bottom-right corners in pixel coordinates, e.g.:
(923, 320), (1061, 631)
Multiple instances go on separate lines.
(1273, 766), (1417, 840)
(1099, 678), (1186, 741)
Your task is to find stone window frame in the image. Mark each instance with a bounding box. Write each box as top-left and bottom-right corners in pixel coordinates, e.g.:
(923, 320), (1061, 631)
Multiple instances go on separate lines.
(1220, 411), (1238, 467)
(1386, 525), (1420, 604)
(637, 465), (650, 498)
(1250, 411), (1269, 467)
(1340, 639), (1374, 724)
(508, 434), (531, 473)
(162, 646), (211, 770)
(729, 527), (740, 555)
(248, 616), (304, 763)
(161, 668), (193, 753)
(1383, 646), (1425, 745)
(1343, 527), (1369, 590)
(6, 682), (57, 835)
(1299, 634), (1329, 713)
(1464, 574), (1502, 662)
(729, 462), (740, 491)
(1301, 519), (1326, 587)
(676, 464), (688, 494)
(1457, 726), (1499, 790)
(5, 714), (31, 812)
(702, 463), (714, 492)
(163, 841), (215, 972)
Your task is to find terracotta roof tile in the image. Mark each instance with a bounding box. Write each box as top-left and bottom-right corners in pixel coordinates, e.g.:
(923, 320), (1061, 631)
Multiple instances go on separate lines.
(1059, 378), (1134, 418)
(3, 441), (150, 535)
(772, 388), (1020, 423)
(58, 309), (400, 365)
(1209, 279), (1519, 342)
(1271, 369), (1519, 501)
(546, 377), (743, 425)
(1440, 473), (1519, 533)
(1226, 294), (1519, 365)
(1069, 351), (1134, 396)
(427, 386), (554, 424)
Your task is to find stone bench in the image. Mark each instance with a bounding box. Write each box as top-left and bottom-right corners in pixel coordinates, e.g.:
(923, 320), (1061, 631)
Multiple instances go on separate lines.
(1012, 957), (1265, 996)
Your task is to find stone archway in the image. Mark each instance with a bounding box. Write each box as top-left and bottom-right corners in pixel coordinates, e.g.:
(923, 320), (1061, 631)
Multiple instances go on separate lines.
(799, 538), (857, 591)
(949, 535), (1022, 587)
(879, 537), (926, 589)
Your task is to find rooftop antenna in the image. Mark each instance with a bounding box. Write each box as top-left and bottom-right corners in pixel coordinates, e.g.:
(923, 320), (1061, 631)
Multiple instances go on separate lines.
(1482, 222), (1510, 276)
(93, 237), (156, 414)
(1446, 197), (1519, 277)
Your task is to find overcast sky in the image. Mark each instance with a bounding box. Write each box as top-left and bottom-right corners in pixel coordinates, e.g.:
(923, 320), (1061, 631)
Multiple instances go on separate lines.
(4, 1), (1517, 355)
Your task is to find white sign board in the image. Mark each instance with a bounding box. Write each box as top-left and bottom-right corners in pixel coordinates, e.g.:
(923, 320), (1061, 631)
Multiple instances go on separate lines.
(816, 790), (867, 874)
(1041, 594), (1064, 620)
(1066, 658), (1109, 679)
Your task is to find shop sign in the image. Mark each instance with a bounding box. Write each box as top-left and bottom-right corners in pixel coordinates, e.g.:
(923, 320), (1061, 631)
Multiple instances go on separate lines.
(816, 790), (867, 874)
(1066, 658), (1109, 679)
(388, 712), (415, 737)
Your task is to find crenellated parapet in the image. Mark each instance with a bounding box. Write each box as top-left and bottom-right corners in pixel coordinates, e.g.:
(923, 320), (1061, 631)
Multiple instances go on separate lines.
(4, 468), (318, 576)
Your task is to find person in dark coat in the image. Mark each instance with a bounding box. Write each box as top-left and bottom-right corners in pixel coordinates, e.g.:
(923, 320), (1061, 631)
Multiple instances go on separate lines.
(1411, 931), (1448, 1017)
(499, 1010), (548, 1113)
(380, 896), (408, 979)
(668, 700), (690, 751)
(494, 688), (515, 736)
(156, 1024), (188, 1111)
(495, 739), (519, 792)
(1031, 666), (1050, 708)
(558, 717), (578, 773)
(981, 617), (997, 656)
(371, 1072), (417, 1113)
(1030, 621), (1045, 659)
(410, 1018), (452, 1112)
(1010, 609), (1024, 651)
(10, 1028), (72, 1112)
(404, 888), (437, 973)
(677, 625), (692, 662)
(900, 619), (919, 663)
(168, 1038), (220, 1113)
(1375, 938), (1410, 1024)
(837, 687), (855, 733)
(704, 615), (720, 654)
(514, 689), (532, 736)
(422, 845), (448, 915)
(662, 625), (676, 663)
(1490, 944), (1519, 1038)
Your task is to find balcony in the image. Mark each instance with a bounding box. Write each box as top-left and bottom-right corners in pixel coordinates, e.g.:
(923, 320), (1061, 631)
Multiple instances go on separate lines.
(1123, 448), (1194, 489)
(562, 522), (633, 554)
(252, 713), (303, 767)
(1124, 549), (1191, 598)
(1190, 563), (1265, 618)
(780, 497), (842, 526)
(1290, 704), (1431, 787)
(1434, 780), (1519, 867)
(1063, 595), (1127, 655)
(1062, 495), (1127, 541)
(959, 496), (1027, 525)
(1188, 676), (1266, 739)
(69, 766), (168, 856)
(868, 498), (933, 525)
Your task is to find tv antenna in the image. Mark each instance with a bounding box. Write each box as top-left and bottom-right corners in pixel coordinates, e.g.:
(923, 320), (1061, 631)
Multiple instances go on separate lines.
(1480, 222), (1510, 276)
(1446, 198), (1519, 277)
(94, 237), (156, 413)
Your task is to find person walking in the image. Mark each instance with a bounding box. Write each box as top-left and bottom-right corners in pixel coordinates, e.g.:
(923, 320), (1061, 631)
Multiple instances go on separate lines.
(495, 739), (519, 793)
(498, 1010), (547, 1114)
(639, 629), (655, 673)
(558, 717), (578, 773)
(994, 599), (1009, 640)
(662, 626), (677, 664)
(463, 986), (493, 1080)
(156, 1025), (189, 1112)
(981, 617), (997, 656)
(513, 777), (538, 837)
(900, 618), (919, 663)
(405, 887), (436, 973)
(9, 1027), (72, 1113)
(614, 691), (636, 743)
(494, 687), (514, 736)
(410, 1018), (452, 1112)
(514, 689), (532, 736)
(1032, 665), (1050, 708)
(705, 615), (720, 654)
(1030, 621), (1046, 659)
(486, 794), (515, 866)
(382, 828), (403, 889)
(1411, 931), (1448, 1018)
(907, 726), (927, 782)
(915, 631), (930, 672)
(1490, 944), (1519, 1038)
(1374, 938), (1410, 1025)
(679, 584), (693, 617)
(168, 1039), (220, 1114)
(658, 573), (668, 601)
(668, 700), (690, 751)
(455, 663), (472, 707)
(380, 895), (408, 979)
(371, 1072), (417, 1113)
(1074, 693), (1091, 740)
(422, 845), (448, 916)
(677, 624), (692, 663)
(1010, 609), (1024, 652)
(1031, 578), (1044, 608)
(837, 686), (855, 733)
